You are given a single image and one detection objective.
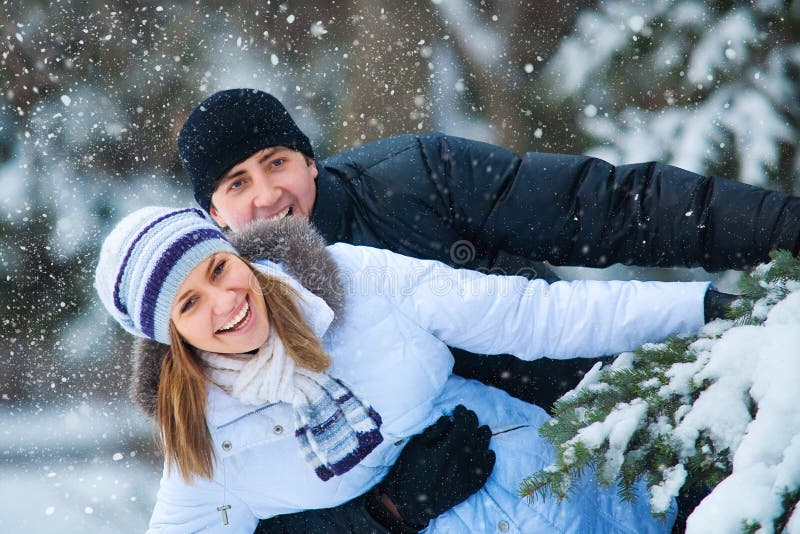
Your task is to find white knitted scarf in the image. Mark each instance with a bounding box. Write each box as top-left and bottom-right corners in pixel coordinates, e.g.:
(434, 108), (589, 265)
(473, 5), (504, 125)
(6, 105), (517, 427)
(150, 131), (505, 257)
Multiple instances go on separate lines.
(198, 335), (383, 480)
(199, 334), (301, 406)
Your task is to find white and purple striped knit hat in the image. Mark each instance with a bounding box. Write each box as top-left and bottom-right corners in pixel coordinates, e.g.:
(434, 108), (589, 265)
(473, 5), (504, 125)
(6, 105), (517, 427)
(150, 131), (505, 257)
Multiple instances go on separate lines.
(94, 206), (236, 345)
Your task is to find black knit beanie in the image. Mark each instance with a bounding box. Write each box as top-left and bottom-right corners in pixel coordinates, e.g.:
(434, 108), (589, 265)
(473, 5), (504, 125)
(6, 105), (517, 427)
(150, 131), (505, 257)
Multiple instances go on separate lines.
(178, 88), (314, 211)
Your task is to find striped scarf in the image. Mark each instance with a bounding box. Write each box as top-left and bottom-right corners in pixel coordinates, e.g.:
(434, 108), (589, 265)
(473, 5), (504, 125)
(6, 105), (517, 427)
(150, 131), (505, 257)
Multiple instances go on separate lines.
(198, 335), (383, 481)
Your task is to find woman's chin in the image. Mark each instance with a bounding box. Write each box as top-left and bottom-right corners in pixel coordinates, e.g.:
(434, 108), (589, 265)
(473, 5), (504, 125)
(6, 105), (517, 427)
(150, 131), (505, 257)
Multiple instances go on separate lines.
(214, 332), (270, 355)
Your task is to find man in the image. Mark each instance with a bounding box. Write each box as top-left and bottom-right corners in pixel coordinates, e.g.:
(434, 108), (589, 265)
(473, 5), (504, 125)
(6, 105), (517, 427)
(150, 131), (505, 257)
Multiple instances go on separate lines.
(180, 87), (796, 407)
(167, 88), (794, 532)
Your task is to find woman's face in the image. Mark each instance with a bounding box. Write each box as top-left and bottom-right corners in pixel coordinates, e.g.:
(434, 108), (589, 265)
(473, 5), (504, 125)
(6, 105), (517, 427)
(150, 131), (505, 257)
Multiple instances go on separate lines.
(170, 253), (270, 354)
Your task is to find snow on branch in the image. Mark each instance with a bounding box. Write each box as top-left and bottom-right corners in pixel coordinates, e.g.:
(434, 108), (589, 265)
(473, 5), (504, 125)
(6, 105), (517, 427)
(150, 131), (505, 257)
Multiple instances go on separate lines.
(520, 250), (800, 533)
(582, 86), (794, 187)
(545, 0), (800, 193)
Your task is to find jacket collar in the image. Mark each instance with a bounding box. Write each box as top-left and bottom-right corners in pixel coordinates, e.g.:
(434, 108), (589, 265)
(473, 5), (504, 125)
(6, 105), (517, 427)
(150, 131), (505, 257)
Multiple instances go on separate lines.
(129, 216), (344, 419)
(310, 166), (354, 244)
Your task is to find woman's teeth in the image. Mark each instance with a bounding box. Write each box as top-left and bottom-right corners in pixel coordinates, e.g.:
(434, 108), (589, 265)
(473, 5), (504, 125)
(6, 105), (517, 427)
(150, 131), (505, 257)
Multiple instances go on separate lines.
(269, 207), (292, 221)
(217, 300), (250, 333)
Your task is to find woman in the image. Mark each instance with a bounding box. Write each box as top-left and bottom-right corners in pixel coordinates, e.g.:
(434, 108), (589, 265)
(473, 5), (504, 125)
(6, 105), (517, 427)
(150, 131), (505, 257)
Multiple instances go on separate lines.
(95, 206), (712, 533)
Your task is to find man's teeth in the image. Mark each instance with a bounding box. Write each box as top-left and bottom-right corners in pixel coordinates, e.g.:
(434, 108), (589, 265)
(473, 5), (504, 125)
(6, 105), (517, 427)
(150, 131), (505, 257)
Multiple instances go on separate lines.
(218, 301), (249, 333)
(268, 207), (291, 221)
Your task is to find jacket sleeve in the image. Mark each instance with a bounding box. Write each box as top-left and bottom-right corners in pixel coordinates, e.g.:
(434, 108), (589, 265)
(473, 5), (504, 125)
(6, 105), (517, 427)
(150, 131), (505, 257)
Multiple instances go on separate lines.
(417, 133), (800, 271)
(146, 464), (257, 534)
(332, 244), (710, 360)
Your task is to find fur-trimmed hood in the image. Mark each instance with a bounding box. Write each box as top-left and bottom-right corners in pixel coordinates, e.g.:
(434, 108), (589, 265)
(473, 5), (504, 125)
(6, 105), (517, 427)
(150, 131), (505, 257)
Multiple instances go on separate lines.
(128, 217), (344, 419)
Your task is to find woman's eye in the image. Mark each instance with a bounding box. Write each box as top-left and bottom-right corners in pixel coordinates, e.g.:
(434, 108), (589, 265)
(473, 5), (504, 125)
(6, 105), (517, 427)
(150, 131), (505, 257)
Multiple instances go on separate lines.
(270, 158), (284, 168)
(181, 297), (196, 313)
(212, 260), (226, 278)
(229, 179), (245, 191)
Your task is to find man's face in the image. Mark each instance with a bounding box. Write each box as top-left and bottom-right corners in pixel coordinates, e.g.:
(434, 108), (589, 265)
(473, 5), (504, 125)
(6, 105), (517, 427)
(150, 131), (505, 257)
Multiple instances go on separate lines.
(209, 146), (318, 231)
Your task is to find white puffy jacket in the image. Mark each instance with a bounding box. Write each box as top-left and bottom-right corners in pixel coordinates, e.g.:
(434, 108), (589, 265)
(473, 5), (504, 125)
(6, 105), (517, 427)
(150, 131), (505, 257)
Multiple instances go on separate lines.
(146, 242), (709, 533)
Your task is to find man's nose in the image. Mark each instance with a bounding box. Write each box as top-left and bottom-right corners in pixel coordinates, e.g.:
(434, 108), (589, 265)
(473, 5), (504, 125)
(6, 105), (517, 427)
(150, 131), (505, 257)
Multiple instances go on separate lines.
(251, 173), (280, 208)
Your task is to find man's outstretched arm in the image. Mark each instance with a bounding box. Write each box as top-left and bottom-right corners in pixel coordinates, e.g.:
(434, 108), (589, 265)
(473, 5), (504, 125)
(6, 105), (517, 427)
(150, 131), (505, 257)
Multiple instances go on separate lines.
(421, 133), (800, 271)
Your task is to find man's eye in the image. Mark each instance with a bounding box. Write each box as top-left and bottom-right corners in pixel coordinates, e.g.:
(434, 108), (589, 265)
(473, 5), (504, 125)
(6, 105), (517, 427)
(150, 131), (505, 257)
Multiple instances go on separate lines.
(229, 179), (245, 191)
(270, 158), (284, 168)
(212, 260), (226, 278)
(181, 297), (196, 313)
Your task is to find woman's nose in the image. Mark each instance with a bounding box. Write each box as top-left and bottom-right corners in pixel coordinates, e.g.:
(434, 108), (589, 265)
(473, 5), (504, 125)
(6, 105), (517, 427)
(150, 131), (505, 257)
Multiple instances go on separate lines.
(210, 286), (238, 317)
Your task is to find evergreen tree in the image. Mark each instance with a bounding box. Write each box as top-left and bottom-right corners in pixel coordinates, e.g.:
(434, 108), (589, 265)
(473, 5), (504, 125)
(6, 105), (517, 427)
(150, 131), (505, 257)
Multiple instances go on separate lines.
(545, 0), (800, 192)
(521, 250), (800, 532)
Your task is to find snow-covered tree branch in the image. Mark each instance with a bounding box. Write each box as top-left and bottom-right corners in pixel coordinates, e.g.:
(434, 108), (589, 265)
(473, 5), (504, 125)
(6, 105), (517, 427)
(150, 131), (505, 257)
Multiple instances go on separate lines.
(545, 1), (800, 192)
(520, 250), (800, 532)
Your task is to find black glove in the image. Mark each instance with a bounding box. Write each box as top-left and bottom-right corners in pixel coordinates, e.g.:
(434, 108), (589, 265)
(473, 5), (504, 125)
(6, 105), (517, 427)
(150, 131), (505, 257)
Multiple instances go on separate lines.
(369, 404), (495, 531)
(451, 348), (614, 414)
(257, 495), (390, 534)
(704, 289), (738, 322)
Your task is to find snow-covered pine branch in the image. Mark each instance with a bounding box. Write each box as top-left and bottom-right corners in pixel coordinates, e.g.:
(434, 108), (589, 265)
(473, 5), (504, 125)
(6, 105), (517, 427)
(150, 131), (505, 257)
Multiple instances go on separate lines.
(520, 250), (800, 533)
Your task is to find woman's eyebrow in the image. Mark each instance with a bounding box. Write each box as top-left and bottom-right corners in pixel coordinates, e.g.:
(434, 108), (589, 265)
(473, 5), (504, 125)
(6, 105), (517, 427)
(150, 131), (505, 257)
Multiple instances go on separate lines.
(204, 254), (219, 279)
(174, 255), (218, 308)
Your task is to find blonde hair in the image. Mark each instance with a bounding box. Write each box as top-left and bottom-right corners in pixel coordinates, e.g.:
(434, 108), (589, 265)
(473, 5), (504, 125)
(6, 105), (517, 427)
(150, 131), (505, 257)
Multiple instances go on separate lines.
(156, 259), (331, 481)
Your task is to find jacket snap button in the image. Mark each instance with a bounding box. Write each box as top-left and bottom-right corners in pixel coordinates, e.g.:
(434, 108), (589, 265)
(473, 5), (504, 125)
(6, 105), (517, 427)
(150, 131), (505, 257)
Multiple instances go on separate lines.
(394, 439), (404, 446)
(221, 440), (232, 451)
(273, 425), (283, 435)
(498, 520), (510, 532)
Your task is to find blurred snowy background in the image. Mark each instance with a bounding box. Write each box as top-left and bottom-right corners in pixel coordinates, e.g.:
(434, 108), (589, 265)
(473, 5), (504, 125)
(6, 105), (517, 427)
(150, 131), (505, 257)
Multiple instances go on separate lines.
(1, 1), (798, 531)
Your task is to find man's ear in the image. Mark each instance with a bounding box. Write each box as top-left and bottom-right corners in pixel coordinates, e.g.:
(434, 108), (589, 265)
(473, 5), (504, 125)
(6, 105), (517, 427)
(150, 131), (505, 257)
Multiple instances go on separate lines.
(308, 158), (318, 180)
(208, 204), (229, 229)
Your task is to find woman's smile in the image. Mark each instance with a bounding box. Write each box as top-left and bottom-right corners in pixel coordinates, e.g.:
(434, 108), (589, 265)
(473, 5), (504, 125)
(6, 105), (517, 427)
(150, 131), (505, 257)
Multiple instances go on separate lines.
(216, 295), (252, 334)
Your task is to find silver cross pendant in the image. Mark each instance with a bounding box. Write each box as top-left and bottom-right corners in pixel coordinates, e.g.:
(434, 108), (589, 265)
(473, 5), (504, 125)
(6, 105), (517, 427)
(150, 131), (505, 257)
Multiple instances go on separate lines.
(217, 504), (231, 525)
